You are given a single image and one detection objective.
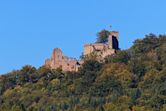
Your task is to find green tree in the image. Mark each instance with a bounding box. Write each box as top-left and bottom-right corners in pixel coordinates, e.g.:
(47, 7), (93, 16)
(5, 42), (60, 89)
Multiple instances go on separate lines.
(96, 29), (110, 43)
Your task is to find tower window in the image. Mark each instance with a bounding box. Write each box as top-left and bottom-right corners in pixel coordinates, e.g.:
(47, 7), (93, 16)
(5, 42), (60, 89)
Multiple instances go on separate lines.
(112, 36), (119, 49)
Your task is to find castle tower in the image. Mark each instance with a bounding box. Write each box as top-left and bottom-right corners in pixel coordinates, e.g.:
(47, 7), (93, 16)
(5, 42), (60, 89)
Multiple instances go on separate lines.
(51, 48), (63, 65)
(108, 31), (119, 49)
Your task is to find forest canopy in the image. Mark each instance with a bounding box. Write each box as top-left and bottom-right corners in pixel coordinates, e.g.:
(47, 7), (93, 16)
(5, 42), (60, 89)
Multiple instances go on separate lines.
(0, 34), (166, 111)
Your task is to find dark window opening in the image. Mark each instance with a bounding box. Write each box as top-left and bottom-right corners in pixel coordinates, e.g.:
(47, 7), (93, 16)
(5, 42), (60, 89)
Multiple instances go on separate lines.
(112, 36), (119, 49)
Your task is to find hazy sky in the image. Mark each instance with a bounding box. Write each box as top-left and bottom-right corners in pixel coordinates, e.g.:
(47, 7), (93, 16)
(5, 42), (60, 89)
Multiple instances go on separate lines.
(0, 0), (166, 74)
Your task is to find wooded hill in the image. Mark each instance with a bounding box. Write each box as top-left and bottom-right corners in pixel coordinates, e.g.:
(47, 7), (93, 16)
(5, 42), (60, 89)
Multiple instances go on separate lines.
(0, 34), (166, 111)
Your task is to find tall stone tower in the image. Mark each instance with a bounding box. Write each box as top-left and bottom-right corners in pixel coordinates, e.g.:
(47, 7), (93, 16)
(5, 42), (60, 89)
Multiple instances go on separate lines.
(108, 31), (119, 49)
(51, 48), (63, 65)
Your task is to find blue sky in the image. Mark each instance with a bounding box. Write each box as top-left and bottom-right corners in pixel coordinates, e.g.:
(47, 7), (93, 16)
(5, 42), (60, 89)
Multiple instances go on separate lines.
(0, 0), (166, 74)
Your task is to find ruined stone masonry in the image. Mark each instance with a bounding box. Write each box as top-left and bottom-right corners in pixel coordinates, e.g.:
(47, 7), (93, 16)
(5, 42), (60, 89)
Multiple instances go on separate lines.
(45, 31), (119, 72)
(45, 48), (82, 72)
(84, 31), (119, 58)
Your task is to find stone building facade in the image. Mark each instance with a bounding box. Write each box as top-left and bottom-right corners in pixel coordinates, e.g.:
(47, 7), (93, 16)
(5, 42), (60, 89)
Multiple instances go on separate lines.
(45, 48), (82, 72)
(84, 31), (119, 58)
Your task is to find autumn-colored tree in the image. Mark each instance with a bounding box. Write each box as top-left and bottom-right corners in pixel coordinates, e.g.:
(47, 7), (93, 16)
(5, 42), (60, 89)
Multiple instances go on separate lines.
(0, 34), (166, 111)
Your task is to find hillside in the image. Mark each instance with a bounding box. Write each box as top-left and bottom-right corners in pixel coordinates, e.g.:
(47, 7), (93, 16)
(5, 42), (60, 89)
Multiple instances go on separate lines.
(0, 34), (166, 111)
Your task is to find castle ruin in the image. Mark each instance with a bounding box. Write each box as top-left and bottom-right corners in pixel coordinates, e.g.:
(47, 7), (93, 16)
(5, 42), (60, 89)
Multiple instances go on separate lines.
(45, 31), (119, 72)
(45, 48), (82, 72)
(84, 31), (119, 58)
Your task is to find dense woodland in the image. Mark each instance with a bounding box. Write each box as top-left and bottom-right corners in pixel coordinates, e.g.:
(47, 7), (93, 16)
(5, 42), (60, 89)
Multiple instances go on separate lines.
(0, 34), (166, 111)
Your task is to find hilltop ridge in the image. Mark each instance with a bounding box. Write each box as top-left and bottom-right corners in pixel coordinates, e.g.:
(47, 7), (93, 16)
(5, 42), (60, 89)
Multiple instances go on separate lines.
(0, 34), (166, 111)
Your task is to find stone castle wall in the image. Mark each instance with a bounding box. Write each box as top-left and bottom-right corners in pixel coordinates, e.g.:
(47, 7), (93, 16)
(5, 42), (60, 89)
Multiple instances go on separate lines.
(45, 31), (119, 72)
(84, 31), (119, 58)
(45, 48), (81, 72)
